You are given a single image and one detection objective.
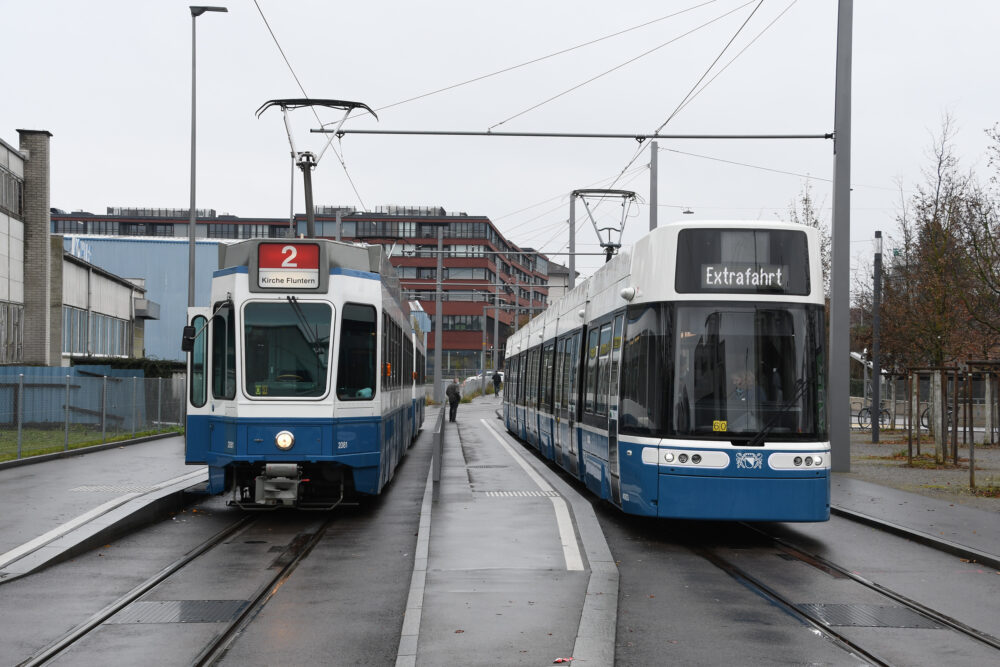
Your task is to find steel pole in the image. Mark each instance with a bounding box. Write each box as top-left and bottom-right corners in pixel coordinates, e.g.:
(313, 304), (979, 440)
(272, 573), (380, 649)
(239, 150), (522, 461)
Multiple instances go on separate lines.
(872, 231), (882, 442)
(829, 0), (853, 472)
(64, 374), (71, 451)
(568, 196), (576, 289)
(649, 140), (658, 231)
(481, 304), (487, 395)
(187, 13), (198, 308)
(433, 228), (444, 403)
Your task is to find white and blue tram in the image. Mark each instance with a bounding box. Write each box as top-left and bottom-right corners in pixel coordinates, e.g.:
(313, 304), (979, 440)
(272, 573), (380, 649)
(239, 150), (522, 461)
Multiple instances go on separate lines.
(183, 238), (426, 508)
(503, 221), (829, 521)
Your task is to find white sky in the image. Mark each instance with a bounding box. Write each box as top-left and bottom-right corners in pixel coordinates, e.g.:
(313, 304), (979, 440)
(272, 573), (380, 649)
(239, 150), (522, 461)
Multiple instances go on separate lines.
(3, 0), (999, 282)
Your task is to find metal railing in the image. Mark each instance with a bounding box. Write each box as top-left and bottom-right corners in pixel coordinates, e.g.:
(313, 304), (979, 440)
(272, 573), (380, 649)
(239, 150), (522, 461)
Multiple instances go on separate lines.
(0, 370), (184, 462)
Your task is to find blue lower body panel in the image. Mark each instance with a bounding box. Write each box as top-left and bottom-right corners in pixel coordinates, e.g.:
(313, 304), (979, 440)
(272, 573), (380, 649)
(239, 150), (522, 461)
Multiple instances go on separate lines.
(186, 406), (413, 498)
(658, 473), (830, 521)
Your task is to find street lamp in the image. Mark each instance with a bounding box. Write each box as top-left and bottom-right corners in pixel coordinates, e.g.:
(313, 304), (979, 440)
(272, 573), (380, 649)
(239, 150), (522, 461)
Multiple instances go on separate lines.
(188, 5), (228, 308)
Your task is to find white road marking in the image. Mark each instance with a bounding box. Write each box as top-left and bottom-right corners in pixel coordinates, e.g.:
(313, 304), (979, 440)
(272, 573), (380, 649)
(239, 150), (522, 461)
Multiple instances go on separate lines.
(481, 419), (584, 571)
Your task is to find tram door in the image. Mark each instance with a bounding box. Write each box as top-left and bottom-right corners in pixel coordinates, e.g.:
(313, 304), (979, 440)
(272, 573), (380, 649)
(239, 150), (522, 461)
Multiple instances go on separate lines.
(608, 315), (625, 506)
(553, 337), (566, 465)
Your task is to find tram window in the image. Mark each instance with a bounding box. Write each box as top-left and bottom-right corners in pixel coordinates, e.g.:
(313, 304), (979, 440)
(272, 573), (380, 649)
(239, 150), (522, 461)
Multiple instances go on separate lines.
(337, 304), (377, 400)
(189, 315), (207, 407)
(541, 342), (555, 411)
(211, 302), (236, 400)
(609, 315), (624, 402)
(596, 323), (612, 416)
(619, 305), (668, 436)
(567, 332), (581, 419)
(554, 338), (566, 413)
(244, 301), (332, 398)
(584, 329), (599, 414)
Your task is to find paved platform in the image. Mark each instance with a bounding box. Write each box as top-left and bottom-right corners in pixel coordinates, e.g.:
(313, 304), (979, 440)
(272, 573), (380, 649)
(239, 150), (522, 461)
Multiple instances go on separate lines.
(1, 395), (997, 664)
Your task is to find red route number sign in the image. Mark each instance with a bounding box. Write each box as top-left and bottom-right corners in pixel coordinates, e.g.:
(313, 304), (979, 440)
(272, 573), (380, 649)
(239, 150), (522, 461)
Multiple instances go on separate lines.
(257, 243), (320, 289)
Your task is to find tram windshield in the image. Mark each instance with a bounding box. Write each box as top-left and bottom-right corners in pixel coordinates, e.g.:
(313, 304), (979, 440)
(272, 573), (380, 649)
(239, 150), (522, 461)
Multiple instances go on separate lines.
(620, 302), (826, 440)
(243, 300), (331, 398)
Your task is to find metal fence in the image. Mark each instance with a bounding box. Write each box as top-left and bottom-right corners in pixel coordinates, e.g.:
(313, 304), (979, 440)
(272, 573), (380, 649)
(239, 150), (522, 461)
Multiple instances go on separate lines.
(0, 369), (184, 462)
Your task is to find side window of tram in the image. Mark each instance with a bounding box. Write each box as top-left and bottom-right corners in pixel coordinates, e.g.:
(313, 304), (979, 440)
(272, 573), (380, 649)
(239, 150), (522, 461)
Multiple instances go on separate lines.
(541, 343), (555, 412)
(567, 332), (581, 419)
(584, 328), (599, 413)
(190, 315), (207, 408)
(211, 303), (236, 400)
(596, 322), (612, 416)
(338, 304), (377, 400)
(554, 339), (566, 413)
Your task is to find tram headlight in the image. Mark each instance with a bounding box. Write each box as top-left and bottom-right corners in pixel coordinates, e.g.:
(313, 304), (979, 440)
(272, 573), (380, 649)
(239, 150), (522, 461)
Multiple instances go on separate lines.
(691, 454), (702, 464)
(804, 456), (813, 466)
(814, 455), (823, 466)
(275, 430), (295, 450)
(664, 452), (675, 463)
(793, 456), (803, 466)
(678, 453), (689, 463)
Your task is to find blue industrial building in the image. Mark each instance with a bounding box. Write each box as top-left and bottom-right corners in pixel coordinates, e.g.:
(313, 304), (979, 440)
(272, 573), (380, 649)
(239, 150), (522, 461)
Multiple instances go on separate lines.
(61, 236), (225, 362)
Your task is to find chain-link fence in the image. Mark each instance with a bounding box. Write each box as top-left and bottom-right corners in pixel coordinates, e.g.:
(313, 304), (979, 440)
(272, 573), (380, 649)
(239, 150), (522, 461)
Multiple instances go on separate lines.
(0, 369), (184, 462)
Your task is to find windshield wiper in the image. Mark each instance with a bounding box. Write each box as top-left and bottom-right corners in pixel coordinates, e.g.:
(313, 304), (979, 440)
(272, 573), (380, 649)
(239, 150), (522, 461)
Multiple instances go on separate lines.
(286, 296), (327, 357)
(745, 377), (811, 448)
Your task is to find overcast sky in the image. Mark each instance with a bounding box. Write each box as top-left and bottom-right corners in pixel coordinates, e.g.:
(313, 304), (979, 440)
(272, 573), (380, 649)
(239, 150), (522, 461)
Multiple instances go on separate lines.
(4, 0), (999, 281)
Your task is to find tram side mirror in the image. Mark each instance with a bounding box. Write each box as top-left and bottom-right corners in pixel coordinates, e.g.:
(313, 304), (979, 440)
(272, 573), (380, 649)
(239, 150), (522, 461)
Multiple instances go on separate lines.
(181, 325), (196, 353)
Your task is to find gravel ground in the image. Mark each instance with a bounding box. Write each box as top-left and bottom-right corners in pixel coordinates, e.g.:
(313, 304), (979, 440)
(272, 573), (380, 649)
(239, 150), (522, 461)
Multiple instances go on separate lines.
(843, 429), (1000, 513)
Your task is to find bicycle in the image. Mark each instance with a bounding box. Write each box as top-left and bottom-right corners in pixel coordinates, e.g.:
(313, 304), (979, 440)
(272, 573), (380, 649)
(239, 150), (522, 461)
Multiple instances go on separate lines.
(857, 406), (891, 430)
(919, 406), (953, 431)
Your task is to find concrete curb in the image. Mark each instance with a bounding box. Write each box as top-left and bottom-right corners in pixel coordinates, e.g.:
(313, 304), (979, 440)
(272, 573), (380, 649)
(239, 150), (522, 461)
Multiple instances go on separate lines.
(0, 468), (206, 583)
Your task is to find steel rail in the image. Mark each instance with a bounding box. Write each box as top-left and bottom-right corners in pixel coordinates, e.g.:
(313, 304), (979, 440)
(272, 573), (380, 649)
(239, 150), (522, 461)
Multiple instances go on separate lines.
(192, 514), (337, 666)
(19, 514), (256, 667)
(749, 524), (1000, 652)
(692, 544), (892, 667)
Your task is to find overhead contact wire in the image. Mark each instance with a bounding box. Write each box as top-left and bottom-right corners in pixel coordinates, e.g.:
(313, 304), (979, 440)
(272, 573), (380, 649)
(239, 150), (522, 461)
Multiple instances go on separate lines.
(252, 0), (368, 210)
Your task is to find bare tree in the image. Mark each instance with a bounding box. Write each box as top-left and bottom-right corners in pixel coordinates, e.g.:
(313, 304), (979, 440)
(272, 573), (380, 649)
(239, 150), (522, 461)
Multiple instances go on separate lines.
(787, 179), (831, 296)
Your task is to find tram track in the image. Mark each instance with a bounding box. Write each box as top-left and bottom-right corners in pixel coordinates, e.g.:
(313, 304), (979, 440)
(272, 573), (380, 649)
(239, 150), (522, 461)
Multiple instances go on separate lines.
(830, 504), (1000, 571)
(689, 522), (1000, 666)
(17, 511), (338, 666)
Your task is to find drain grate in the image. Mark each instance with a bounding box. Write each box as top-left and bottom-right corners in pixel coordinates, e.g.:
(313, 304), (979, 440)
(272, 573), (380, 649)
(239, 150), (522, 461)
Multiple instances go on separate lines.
(108, 600), (249, 624)
(481, 490), (560, 498)
(797, 603), (942, 629)
(70, 484), (156, 494)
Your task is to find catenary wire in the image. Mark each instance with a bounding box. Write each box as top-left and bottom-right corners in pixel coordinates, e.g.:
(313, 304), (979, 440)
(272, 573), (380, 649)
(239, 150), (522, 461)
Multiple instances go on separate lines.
(488, 0), (759, 131)
(252, 0), (368, 210)
(371, 0), (723, 115)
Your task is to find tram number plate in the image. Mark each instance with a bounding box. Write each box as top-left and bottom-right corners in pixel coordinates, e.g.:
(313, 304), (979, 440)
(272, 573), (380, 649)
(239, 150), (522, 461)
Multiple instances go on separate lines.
(713, 420), (727, 432)
(258, 243), (320, 288)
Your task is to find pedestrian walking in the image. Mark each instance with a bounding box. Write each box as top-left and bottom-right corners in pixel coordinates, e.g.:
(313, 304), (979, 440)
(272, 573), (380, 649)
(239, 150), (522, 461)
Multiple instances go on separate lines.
(492, 370), (502, 399)
(446, 378), (461, 422)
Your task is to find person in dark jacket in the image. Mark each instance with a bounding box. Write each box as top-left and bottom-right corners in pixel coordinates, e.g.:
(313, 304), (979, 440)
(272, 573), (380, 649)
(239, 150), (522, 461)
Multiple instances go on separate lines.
(492, 370), (502, 399)
(446, 378), (461, 422)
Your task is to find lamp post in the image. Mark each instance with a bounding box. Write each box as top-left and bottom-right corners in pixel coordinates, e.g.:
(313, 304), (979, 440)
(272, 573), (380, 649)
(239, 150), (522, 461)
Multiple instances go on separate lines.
(188, 5), (227, 308)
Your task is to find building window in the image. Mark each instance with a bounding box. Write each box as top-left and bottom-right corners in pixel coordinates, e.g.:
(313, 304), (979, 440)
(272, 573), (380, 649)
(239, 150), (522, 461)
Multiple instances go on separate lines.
(0, 302), (24, 363)
(0, 167), (23, 218)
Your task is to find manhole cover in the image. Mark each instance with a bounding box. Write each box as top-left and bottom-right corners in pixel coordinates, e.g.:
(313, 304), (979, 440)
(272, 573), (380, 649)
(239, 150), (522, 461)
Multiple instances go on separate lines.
(797, 603), (942, 629)
(107, 600), (248, 624)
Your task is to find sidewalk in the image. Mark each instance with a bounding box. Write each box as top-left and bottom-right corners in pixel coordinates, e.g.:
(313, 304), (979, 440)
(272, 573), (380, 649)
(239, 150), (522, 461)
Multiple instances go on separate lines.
(412, 395), (616, 666)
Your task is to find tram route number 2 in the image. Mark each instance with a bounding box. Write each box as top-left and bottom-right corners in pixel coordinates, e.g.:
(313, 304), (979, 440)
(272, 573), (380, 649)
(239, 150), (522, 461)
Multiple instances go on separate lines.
(258, 243), (320, 289)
